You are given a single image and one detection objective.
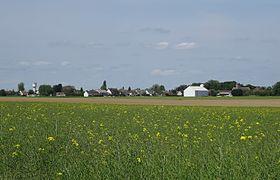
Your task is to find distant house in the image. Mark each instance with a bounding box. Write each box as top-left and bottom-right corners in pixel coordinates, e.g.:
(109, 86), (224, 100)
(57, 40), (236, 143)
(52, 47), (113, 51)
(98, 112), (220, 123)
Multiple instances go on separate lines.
(183, 84), (208, 97)
(19, 91), (28, 96)
(145, 90), (153, 96)
(134, 89), (143, 96)
(177, 91), (183, 96)
(232, 83), (251, 95)
(84, 89), (108, 97)
(119, 89), (129, 96)
(232, 83), (250, 92)
(217, 90), (232, 97)
(96, 89), (111, 96)
(56, 92), (66, 97)
(108, 88), (119, 96)
(106, 89), (112, 95)
(84, 91), (89, 97)
(128, 90), (137, 96)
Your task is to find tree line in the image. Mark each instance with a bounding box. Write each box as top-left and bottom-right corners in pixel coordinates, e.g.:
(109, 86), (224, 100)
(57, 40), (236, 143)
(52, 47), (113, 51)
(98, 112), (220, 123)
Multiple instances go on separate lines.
(1, 80), (280, 96)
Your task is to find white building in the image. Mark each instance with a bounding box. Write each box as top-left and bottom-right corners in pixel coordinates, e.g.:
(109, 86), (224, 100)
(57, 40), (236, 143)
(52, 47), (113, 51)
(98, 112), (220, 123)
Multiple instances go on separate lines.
(177, 91), (183, 96)
(32, 82), (39, 95)
(84, 91), (89, 97)
(183, 84), (209, 97)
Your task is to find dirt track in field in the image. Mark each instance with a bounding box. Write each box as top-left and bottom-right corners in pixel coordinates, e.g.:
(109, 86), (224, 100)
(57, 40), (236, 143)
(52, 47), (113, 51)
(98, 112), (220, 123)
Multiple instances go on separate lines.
(1, 97), (280, 107)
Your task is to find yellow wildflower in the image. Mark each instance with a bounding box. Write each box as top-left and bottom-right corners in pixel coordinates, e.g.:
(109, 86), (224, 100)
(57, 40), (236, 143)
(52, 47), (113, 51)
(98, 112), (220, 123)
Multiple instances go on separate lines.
(57, 172), (63, 176)
(71, 139), (79, 147)
(137, 157), (141, 163)
(240, 136), (247, 140)
(14, 144), (20, 148)
(12, 152), (18, 157)
(47, 136), (55, 141)
(156, 132), (160, 138)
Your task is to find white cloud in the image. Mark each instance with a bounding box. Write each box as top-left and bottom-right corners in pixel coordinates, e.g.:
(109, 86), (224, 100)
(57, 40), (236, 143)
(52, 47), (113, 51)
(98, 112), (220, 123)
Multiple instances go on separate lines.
(61, 61), (70, 66)
(33, 61), (51, 66)
(155, 42), (169, 50)
(151, 69), (175, 76)
(18, 60), (51, 66)
(19, 61), (30, 66)
(175, 42), (197, 50)
(139, 27), (171, 34)
(86, 42), (104, 48)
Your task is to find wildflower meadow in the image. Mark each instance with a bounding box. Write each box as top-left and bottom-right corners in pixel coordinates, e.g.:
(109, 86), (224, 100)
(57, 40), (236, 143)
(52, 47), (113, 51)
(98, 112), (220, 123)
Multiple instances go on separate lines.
(0, 102), (279, 179)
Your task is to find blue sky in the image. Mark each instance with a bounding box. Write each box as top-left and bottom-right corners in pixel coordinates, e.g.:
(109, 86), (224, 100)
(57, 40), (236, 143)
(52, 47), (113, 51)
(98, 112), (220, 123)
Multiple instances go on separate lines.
(0, 0), (280, 90)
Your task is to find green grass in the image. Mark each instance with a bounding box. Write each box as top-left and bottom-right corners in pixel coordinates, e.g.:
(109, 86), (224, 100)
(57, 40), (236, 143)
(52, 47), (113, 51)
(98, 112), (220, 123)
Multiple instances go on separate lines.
(0, 102), (279, 179)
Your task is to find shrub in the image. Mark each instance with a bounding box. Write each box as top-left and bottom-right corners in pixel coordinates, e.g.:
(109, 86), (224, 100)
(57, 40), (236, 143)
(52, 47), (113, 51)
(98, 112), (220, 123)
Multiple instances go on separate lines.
(231, 89), (243, 96)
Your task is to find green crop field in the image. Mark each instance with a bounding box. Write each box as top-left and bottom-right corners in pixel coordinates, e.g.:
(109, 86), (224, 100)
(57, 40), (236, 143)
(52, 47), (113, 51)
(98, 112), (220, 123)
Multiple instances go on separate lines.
(0, 102), (279, 179)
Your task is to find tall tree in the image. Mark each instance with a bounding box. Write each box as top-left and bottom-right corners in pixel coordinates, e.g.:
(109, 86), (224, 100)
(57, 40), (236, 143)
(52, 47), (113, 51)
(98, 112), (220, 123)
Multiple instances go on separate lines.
(204, 80), (220, 90)
(100, 80), (107, 90)
(18, 82), (25, 92)
(220, 81), (237, 90)
(272, 81), (280, 96)
(80, 87), (84, 96)
(39, 85), (53, 96)
(150, 84), (165, 95)
(53, 84), (63, 93)
(0, 89), (6, 96)
(62, 86), (76, 96)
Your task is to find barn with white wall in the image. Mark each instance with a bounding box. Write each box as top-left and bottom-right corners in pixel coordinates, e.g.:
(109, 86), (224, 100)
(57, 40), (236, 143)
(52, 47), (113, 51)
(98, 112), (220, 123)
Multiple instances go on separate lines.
(183, 84), (209, 97)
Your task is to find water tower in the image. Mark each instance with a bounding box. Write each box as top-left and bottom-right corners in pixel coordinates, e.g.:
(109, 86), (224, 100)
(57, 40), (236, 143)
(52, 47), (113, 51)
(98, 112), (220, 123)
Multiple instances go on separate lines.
(32, 82), (38, 94)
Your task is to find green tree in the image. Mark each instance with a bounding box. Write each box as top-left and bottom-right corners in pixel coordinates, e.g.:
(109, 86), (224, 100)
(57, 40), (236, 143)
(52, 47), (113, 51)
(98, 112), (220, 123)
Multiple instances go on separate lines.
(6, 90), (16, 96)
(253, 87), (272, 96)
(272, 81), (280, 96)
(231, 89), (243, 96)
(53, 84), (63, 93)
(39, 85), (53, 96)
(209, 89), (218, 96)
(220, 81), (237, 90)
(0, 89), (6, 96)
(80, 87), (84, 96)
(101, 80), (107, 90)
(191, 82), (203, 86)
(18, 82), (25, 92)
(28, 89), (35, 95)
(62, 86), (76, 96)
(204, 80), (220, 90)
(150, 84), (165, 95)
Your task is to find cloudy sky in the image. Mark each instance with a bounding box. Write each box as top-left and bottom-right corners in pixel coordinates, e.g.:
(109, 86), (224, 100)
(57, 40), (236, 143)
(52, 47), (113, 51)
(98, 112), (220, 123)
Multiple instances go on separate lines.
(1, 0), (280, 90)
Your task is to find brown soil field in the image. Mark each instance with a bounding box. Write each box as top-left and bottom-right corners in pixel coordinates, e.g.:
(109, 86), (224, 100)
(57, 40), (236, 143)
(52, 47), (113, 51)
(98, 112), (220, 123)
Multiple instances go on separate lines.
(1, 97), (280, 107)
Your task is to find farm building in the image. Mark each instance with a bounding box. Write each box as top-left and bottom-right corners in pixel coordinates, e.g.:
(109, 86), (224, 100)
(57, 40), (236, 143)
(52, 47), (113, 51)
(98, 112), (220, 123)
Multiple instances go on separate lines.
(84, 91), (89, 97)
(217, 90), (232, 97)
(84, 89), (109, 97)
(177, 91), (183, 96)
(183, 84), (209, 97)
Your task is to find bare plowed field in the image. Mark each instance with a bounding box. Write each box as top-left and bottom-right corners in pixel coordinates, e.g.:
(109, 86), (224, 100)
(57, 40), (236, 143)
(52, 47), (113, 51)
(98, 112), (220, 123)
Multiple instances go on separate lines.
(1, 97), (280, 107)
